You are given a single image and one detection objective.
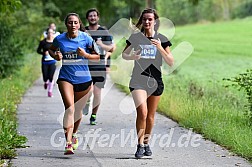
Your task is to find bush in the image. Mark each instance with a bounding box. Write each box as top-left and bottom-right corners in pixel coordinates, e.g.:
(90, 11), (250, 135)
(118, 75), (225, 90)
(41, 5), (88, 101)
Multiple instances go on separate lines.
(224, 69), (252, 124)
(232, 0), (252, 19)
(0, 115), (27, 159)
(0, 19), (24, 79)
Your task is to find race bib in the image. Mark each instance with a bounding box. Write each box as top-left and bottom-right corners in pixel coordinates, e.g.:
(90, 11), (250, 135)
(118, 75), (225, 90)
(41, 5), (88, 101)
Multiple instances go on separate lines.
(139, 45), (157, 59)
(62, 51), (81, 65)
(63, 51), (78, 59)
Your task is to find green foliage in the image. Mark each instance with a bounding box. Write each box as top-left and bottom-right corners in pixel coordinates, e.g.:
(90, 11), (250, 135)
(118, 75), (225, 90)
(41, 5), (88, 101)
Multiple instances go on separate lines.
(0, 0), (25, 79)
(0, 19), (24, 79)
(197, 0), (222, 22)
(13, 1), (62, 48)
(43, 1), (61, 17)
(224, 69), (252, 123)
(156, 0), (251, 25)
(232, 0), (252, 18)
(0, 0), (22, 14)
(0, 114), (27, 159)
(156, 0), (200, 25)
(40, 0), (145, 28)
(188, 0), (199, 5)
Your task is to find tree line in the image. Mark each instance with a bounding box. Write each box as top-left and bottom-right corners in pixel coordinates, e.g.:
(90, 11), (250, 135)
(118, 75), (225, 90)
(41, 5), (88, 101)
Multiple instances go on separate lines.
(0, 0), (252, 78)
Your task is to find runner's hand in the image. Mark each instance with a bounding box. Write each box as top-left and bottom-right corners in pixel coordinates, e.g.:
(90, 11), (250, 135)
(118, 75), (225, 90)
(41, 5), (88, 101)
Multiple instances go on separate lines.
(55, 51), (63, 61)
(96, 38), (103, 46)
(132, 49), (141, 60)
(151, 38), (162, 50)
(77, 47), (87, 57)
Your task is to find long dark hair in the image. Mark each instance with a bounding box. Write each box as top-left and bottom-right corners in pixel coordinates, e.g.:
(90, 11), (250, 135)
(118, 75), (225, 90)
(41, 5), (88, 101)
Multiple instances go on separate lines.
(64, 13), (86, 32)
(135, 8), (160, 32)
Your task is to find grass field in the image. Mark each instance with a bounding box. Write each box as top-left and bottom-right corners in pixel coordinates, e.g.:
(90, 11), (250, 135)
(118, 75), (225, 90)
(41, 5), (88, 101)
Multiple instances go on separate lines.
(172, 17), (252, 80)
(111, 17), (252, 161)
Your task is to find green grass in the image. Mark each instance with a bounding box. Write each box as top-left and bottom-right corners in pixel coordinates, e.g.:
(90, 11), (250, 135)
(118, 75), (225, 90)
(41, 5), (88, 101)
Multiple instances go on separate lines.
(111, 17), (252, 161)
(0, 53), (40, 160)
(172, 17), (252, 80)
(161, 17), (252, 161)
(159, 78), (252, 159)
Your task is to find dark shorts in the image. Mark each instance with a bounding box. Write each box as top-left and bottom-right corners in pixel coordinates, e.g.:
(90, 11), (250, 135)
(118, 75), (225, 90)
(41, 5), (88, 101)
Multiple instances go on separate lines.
(57, 78), (92, 92)
(89, 67), (107, 88)
(129, 77), (164, 96)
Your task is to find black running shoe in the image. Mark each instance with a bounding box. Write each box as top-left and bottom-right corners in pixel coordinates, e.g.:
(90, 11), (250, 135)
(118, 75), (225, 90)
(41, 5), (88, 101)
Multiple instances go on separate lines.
(135, 144), (144, 158)
(144, 144), (152, 156)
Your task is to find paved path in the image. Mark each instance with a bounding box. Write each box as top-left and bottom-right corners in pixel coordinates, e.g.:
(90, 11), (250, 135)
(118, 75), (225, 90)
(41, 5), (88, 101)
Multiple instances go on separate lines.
(11, 72), (251, 167)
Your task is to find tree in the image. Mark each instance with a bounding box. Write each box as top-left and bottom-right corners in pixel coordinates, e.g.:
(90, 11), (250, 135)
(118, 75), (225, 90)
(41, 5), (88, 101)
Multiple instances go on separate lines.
(43, 1), (61, 18)
(146, 0), (154, 8)
(0, 0), (22, 14)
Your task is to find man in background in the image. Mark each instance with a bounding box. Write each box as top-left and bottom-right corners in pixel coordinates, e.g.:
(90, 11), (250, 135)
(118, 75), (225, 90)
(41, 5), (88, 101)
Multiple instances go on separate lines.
(84, 8), (116, 125)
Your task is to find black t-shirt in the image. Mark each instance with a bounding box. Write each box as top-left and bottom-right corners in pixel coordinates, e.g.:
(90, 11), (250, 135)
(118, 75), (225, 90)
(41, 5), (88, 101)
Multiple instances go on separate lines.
(126, 31), (172, 80)
(85, 26), (113, 70)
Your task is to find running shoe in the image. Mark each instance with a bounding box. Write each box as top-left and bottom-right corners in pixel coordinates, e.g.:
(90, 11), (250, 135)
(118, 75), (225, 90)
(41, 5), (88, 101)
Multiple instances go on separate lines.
(72, 134), (79, 150)
(135, 144), (144, 158)
(48, 92), (52, 97)
(64, 143), (74, 155)
(144, 144), (152, 156)
(90, 114), (96, 125)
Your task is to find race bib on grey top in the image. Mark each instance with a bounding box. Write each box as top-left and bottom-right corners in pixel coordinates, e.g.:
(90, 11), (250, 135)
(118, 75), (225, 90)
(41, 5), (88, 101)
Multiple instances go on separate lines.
(139, 45), (157, 59)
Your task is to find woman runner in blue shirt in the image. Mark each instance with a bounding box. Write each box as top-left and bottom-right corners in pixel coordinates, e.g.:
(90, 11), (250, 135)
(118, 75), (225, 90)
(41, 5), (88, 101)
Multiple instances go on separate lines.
(49, 13), (100, 155)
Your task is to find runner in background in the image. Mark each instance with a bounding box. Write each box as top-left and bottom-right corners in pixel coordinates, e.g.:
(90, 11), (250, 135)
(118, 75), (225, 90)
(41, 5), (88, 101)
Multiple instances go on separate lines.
(84, 8), (116, 125)
(37, 28), (57, 97)
(40, 22), (60, 40)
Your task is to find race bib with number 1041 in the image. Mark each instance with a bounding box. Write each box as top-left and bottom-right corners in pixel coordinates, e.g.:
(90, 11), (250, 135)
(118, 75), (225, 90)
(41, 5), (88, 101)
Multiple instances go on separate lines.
(139, 45), (157, 59)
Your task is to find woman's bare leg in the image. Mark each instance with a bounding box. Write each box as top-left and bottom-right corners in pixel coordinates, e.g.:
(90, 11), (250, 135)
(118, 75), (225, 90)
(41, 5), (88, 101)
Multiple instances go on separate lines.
(58, 81), (75, 143)
(144, 95), (160, 144)
(73, 85), (93, 133)
(91, 85), (101, 115)
(131, 89), (148, 145)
